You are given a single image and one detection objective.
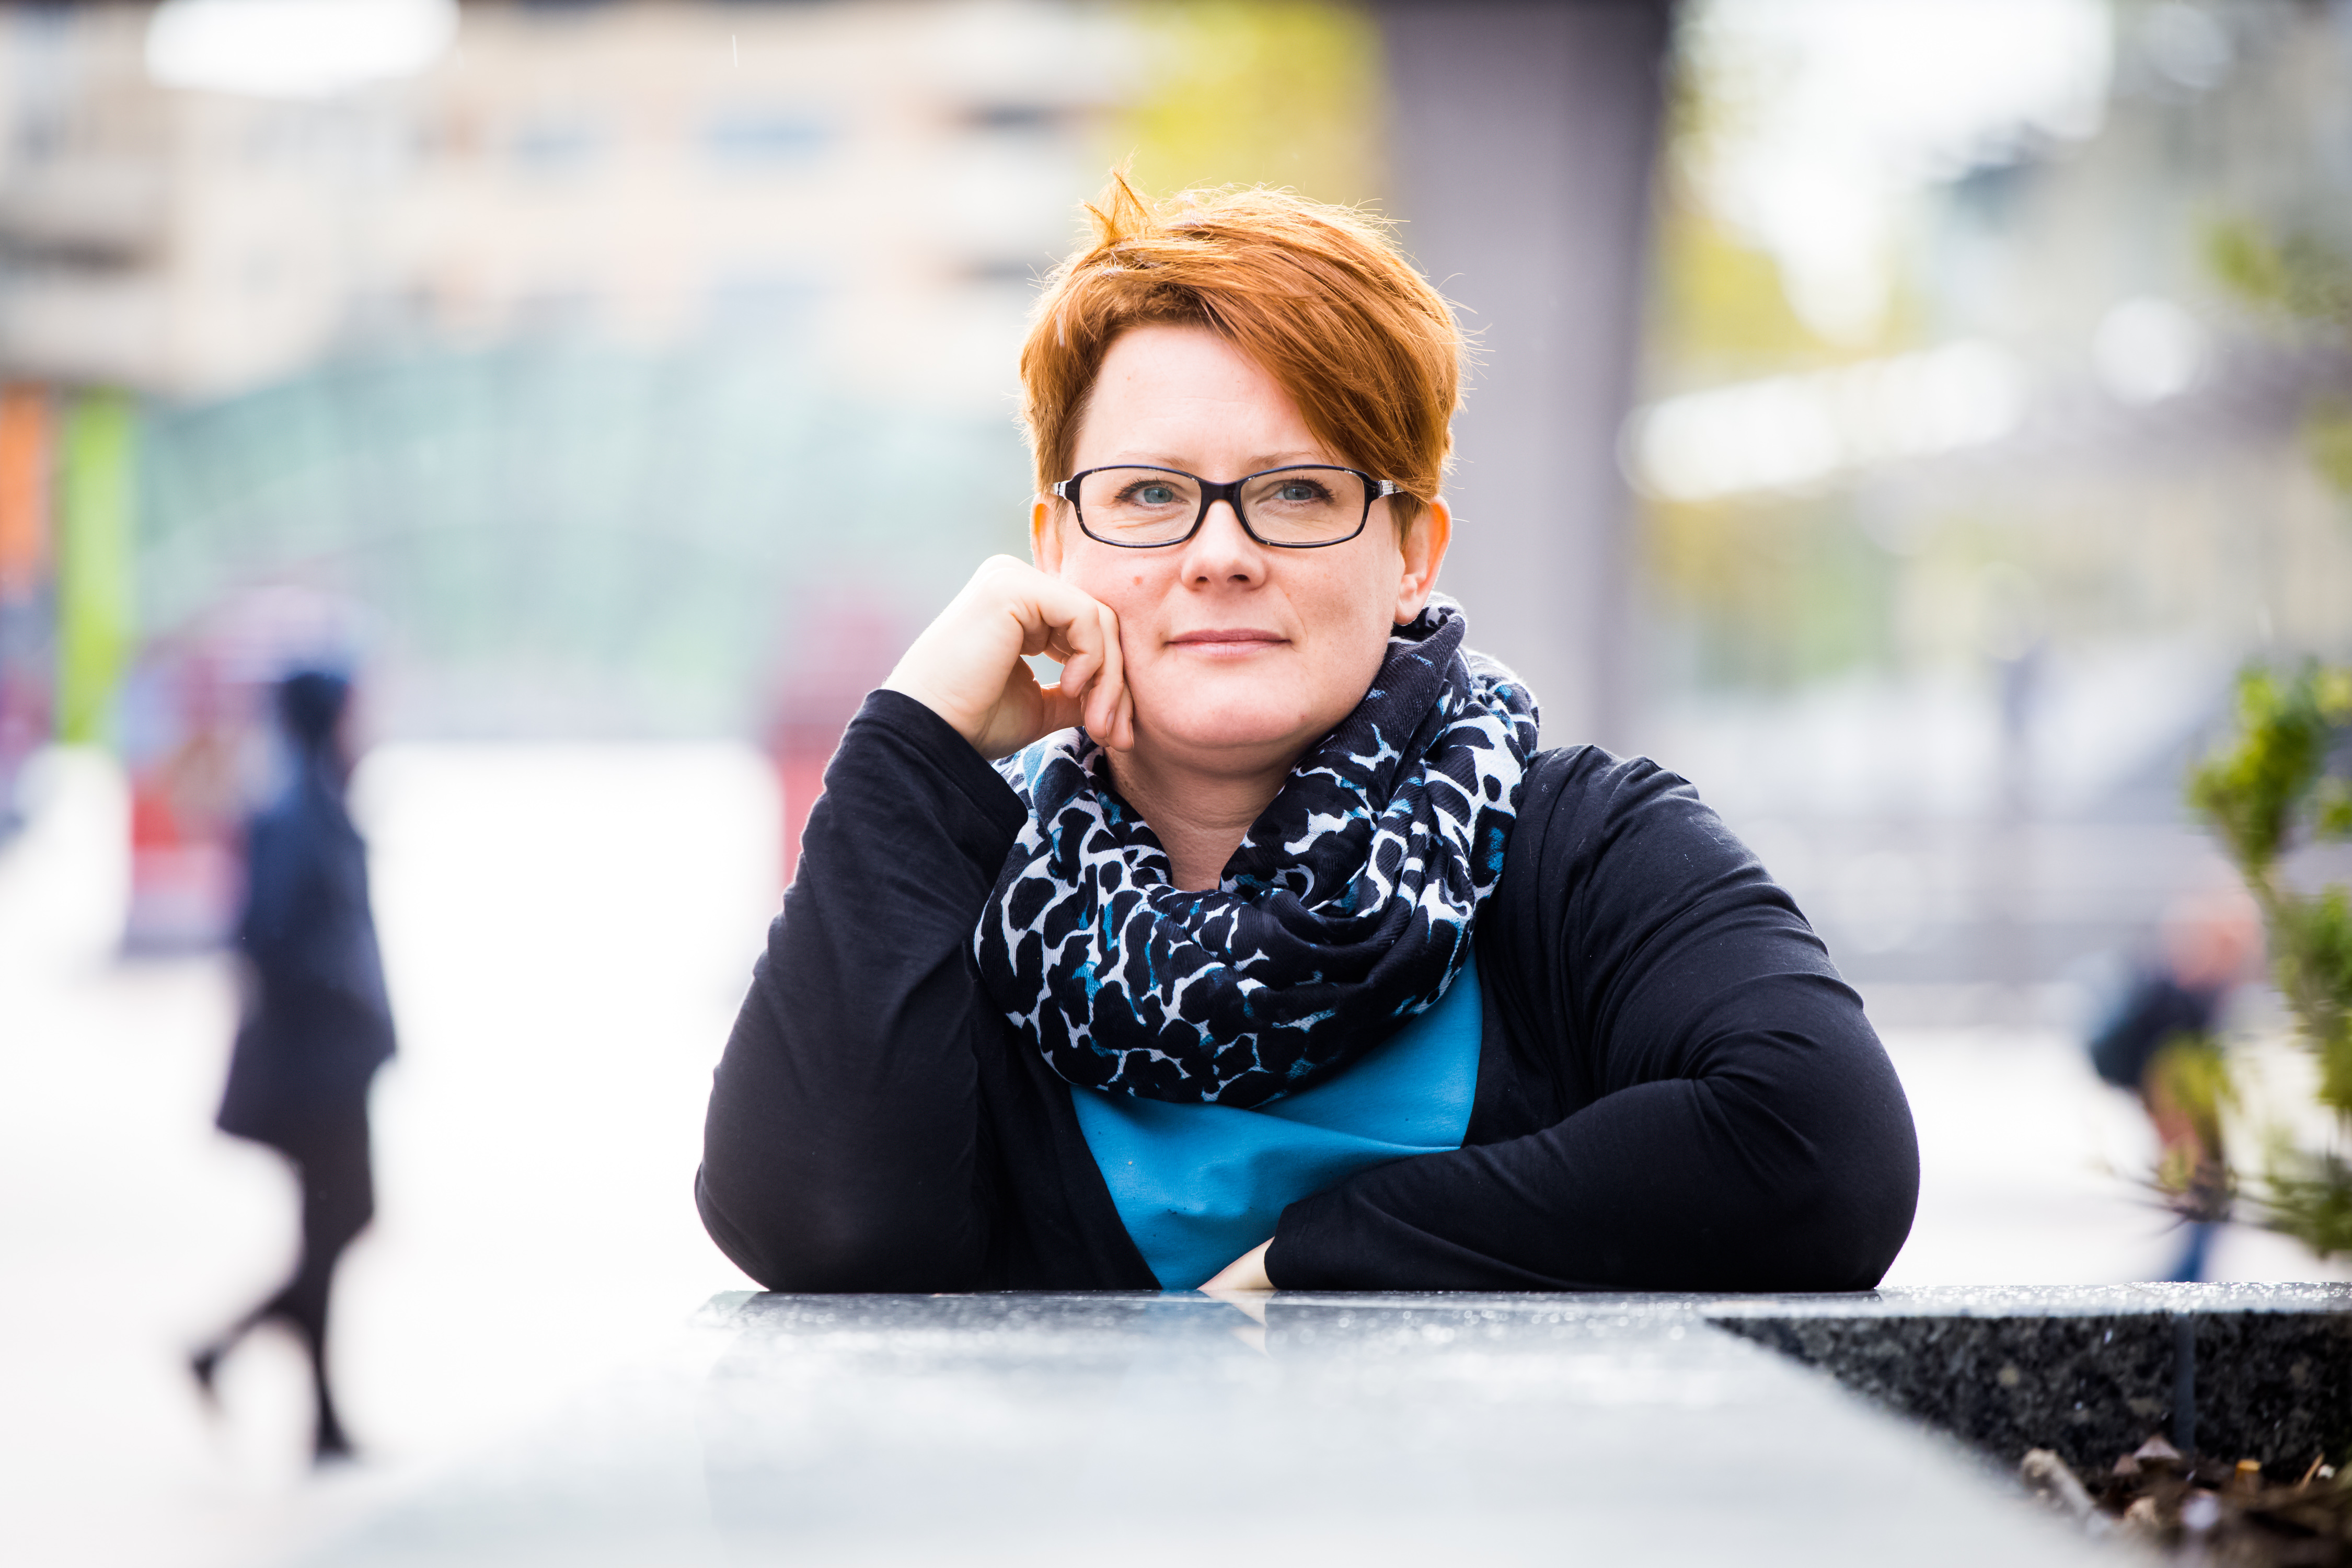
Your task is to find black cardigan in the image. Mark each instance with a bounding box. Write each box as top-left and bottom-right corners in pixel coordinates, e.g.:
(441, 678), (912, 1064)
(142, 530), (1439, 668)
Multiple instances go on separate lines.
(698, 690), (1919, 1292)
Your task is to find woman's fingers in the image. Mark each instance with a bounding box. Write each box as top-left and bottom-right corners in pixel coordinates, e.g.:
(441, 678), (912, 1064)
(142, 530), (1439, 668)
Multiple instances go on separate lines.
(1081, 600), (1125, 741)
(1030, 580), (1123, 741)
(1110, 685), (1137, 752)
(883, 556), (1125, 759)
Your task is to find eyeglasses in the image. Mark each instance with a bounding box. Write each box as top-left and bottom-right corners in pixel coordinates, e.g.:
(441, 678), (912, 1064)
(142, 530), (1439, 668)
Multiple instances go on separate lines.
(1050, 464), (1405, 549)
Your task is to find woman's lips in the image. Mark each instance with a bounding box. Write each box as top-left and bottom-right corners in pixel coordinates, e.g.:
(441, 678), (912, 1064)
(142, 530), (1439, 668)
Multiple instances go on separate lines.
(1167, 629), (1287, 656)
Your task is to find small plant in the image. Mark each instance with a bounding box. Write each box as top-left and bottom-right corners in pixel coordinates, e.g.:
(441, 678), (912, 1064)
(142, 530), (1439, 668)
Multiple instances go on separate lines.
(2186, 662), (2352, 1253)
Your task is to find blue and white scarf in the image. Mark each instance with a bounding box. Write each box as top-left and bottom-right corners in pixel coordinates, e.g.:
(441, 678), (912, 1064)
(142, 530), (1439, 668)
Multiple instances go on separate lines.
(973, 596), (1540, 1108)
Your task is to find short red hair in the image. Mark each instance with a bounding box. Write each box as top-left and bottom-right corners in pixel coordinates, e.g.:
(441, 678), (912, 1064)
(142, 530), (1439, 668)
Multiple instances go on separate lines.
(1019, 174), (1463, 528)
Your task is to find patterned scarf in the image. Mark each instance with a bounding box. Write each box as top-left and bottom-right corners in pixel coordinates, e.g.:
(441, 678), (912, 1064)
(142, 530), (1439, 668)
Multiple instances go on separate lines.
(974, 596), (1540, 1109)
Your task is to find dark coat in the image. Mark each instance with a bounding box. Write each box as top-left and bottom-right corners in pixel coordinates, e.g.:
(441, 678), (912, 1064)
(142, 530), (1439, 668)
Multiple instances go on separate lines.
(215, 754), (395, 1151)
(2089, 970), (2223, 1092)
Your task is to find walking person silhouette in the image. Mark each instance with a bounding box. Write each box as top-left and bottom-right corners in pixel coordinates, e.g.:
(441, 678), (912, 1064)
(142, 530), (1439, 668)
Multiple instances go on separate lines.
(190, 669), (394, 1462)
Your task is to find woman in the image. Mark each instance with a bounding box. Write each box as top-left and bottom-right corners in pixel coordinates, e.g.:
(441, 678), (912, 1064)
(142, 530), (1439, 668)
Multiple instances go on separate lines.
(192, 669), (393, 1458)
(698, 179), (1918, 1294)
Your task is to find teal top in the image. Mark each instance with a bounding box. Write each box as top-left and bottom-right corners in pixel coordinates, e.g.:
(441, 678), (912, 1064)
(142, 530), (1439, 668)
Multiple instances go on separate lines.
(1070, 954), (1483, 1290)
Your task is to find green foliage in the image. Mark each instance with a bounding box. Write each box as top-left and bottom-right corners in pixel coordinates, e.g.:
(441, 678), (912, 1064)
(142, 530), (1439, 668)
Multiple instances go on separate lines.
(1111, 1), (1385, 207)
(2189, 662), (2352, 1254)
(1647, 199), (1845, 381)
(2259, 1153), (2352, 1259)
(2274, 886), (2352, 1111)
(2205, 218), (2352, 509)
(2316, 778), (2352, 840)
(2303, 397), (2352, 499)
(2153, 1035), (2240, 1122)
(2204, 218), (2352, 327)
(2149, 1037), (2238, 1217)
(2206, 219), (2293, 315)
(2187, 664), (2345, 874)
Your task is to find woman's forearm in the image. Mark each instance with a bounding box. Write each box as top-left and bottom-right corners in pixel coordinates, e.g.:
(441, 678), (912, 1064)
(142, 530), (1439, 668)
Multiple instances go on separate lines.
(1266, 1012), (1918, 1292)
(1268, 751), (1920, 1293)
(697, 692), (1029, 1291)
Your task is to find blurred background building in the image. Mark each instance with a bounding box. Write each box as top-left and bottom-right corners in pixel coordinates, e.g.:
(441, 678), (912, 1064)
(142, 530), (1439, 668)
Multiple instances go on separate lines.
(0, 0), (1396, 903)
(1632, 0), (2352, 1020)
(0, 0), (2339, 968)
(3, 2), (2351, 1563)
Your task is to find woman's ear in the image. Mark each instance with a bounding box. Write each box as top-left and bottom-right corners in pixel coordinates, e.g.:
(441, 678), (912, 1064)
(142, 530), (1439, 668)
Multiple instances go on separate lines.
(1393, 497), (1452, 624)
(1030, 495), (1064, 574)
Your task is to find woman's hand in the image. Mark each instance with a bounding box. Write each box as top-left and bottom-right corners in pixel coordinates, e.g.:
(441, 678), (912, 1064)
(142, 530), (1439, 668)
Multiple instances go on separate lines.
(1199, 1239), (1273, 1294)
(883, 555), (1136, 760)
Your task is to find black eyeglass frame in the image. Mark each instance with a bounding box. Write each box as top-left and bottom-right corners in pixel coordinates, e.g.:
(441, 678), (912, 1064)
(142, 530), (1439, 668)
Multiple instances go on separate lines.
(1049, 464), (1406, 550)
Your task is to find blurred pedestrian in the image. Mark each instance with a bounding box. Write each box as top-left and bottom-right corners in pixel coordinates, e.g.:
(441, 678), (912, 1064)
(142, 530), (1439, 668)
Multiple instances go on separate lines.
(189, 669), (394, 1462)
(2088, 888), (2261, 1282)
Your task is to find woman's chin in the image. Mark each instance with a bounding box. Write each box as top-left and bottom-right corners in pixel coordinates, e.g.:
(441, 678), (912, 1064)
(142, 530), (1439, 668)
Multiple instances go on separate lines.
(1128, 694), (1330, 766)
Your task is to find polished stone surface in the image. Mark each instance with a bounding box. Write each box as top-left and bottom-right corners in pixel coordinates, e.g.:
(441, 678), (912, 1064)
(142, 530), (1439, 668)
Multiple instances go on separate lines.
(293, 1290), (2145, 1567)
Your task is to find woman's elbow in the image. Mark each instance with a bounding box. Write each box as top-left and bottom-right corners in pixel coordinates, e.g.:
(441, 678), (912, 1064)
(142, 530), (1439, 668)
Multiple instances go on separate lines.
(1771, 1096), (1921, 1290)
(694, 1166), (983, 1293)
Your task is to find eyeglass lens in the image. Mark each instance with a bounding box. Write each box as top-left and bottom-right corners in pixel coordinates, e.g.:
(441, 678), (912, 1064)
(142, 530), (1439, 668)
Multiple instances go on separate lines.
(1075, 467), (1369, 546)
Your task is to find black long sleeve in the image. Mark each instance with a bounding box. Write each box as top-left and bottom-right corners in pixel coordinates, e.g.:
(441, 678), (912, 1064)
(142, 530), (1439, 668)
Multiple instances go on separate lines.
(699, 699), (1917, 1294)
(698, 693), (1024, 1290)
(697, 692), (1150, 1293)
(1265, 751), (1920, 1292)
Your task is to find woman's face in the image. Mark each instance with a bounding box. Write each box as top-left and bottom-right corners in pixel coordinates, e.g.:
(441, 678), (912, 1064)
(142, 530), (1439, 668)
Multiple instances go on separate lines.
(1033, 324), (1448, 780)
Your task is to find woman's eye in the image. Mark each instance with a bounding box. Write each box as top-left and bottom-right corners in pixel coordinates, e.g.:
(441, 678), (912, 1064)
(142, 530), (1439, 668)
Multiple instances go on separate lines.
(1132, 485), (1177, 506)
(1276, 482), (1327, 503)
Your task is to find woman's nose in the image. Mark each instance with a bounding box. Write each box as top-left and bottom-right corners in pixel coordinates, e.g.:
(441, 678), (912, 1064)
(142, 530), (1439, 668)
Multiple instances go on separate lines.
(1178, 498), (1266, 584)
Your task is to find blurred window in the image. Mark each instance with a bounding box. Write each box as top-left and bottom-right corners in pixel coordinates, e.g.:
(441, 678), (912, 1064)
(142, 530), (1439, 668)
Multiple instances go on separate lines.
(511, 287), (598, 340)
(703, 111), (830, 169)
(964, 104), (1065, 134)
(510, 117), (604, 176)
(702, 274), (823, 338)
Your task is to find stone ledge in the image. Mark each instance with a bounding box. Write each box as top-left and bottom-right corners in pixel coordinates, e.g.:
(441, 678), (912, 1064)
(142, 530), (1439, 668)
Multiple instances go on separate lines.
(1703, 1284), (2352, 1478)
(701, 1283), (2352, 1479)
(290, 1287), (2352, 1567)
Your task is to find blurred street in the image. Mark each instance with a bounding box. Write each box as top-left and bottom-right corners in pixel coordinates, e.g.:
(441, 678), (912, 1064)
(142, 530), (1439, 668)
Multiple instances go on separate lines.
(0, 744), (768, 1568)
